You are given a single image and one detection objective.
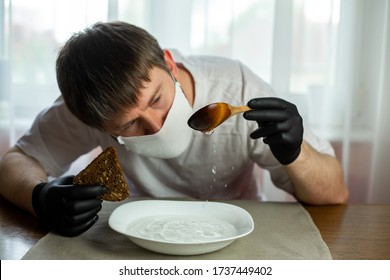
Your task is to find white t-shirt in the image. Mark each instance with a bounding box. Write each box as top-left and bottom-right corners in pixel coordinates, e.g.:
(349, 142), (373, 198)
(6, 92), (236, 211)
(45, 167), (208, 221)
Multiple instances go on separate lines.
(16, 50), (334, 200)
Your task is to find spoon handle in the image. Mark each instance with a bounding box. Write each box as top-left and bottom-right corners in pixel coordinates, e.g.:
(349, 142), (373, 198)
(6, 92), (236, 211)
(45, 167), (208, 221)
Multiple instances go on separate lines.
(229, 105), (251, 116)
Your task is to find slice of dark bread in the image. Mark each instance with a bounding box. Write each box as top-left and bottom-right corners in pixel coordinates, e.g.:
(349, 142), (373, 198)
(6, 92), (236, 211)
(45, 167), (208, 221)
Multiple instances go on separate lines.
(73, 147), (129, 201)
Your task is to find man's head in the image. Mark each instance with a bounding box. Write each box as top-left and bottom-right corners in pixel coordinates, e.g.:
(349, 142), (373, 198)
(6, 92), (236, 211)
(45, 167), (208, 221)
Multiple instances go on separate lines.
(56, 21), (171, 131)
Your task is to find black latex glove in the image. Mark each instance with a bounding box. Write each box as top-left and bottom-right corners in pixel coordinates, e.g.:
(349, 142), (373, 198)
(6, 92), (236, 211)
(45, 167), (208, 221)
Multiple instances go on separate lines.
(32, 175), (107, 237)
(243, 97), (303, 165)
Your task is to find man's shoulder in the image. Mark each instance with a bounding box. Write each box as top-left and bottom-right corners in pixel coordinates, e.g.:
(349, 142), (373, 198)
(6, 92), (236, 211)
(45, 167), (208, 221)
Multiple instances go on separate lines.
(35, 97), (80, 124)
(170, 49), (241, 70)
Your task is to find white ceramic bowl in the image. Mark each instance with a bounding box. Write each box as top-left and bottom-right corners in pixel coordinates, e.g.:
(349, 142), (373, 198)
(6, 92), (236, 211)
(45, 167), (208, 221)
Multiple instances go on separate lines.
(108, 200), (254, 255)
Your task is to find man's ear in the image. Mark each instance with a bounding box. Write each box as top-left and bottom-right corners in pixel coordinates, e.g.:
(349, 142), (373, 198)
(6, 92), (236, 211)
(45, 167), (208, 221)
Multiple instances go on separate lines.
(163, 49), (179, 79)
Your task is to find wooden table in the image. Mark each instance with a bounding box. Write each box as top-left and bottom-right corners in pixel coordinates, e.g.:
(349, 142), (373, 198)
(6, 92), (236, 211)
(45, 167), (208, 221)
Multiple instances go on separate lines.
(305, 204), (390, 259)
(1, 195), (389, 260)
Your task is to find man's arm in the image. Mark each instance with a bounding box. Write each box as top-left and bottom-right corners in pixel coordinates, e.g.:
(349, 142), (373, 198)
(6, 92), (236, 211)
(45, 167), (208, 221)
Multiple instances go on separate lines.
(0, 146), (107, 236)
(284, 141), (349, 205)
(0, 146), (48, 214)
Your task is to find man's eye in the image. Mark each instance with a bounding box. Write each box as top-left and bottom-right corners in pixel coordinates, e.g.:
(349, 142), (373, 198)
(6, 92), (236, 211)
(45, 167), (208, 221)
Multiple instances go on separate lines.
(151, 96), (161, 105)
(123, 119), (137, 131)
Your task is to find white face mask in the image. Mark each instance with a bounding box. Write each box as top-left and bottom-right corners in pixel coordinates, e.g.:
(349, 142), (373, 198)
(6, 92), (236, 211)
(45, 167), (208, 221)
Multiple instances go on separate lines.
(117, 81), (193, 159)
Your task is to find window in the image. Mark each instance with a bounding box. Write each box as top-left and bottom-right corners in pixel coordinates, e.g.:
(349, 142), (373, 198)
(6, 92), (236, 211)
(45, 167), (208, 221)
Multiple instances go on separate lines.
(0, 0), (109, 153)
(290, 0), (340, 95)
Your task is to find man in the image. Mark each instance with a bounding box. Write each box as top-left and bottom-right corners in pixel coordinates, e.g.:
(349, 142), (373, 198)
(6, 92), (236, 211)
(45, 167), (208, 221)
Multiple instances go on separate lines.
(0, 21), (348, 237)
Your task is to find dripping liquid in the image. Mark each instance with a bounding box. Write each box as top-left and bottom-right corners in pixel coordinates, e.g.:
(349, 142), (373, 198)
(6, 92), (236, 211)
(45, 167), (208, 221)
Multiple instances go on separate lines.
(202, 129), (214, 135)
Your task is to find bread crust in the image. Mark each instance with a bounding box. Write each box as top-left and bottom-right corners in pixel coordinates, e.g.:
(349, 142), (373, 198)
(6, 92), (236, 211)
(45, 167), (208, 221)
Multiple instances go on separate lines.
(73, 147), (130, 201)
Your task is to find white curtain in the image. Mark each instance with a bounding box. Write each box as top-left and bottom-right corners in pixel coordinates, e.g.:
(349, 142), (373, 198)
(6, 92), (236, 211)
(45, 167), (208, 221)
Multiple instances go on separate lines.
(365, 0), (390, 203)
(1, 0), (389, 203)
(335, 0), (390, 203)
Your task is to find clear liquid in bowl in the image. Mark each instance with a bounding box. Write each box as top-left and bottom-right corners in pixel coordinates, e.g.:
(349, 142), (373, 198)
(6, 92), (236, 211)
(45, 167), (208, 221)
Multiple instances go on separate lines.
(127, 215), (237, 243)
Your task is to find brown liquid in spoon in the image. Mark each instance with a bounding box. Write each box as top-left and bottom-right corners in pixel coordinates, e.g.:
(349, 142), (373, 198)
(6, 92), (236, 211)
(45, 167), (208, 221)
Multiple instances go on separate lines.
(187, 102), (250, 132)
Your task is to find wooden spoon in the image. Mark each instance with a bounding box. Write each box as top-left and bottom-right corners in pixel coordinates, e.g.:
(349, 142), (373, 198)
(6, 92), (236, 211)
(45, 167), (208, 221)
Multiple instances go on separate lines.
(187, 102), (250, 132)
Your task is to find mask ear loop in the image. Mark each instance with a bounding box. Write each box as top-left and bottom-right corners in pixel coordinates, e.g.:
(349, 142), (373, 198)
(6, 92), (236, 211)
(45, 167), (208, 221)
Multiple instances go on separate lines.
(168, 71), (189, 104)
(168, 71), (177, 83)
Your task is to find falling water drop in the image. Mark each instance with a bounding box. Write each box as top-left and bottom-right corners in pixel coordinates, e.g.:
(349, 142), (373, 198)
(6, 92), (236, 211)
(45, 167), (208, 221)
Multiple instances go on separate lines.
(203, 130), (214, 136)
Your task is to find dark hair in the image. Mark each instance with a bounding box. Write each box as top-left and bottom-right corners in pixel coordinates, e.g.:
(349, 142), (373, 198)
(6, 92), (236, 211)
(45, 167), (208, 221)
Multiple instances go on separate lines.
(56, 21), (169, 129)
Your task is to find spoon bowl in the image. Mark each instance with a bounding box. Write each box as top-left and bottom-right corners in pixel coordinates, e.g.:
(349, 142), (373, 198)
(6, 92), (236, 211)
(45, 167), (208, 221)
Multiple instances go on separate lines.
(187, 102), (250, 132)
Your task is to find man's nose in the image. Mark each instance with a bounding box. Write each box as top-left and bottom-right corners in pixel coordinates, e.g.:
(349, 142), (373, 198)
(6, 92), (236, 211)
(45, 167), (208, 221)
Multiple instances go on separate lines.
(143, 114), (163, 135)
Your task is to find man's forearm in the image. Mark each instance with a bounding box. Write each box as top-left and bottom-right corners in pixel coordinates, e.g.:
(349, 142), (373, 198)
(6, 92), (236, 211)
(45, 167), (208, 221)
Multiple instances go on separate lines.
(0, 146), (48, 214)
(285, 141), (349, 205)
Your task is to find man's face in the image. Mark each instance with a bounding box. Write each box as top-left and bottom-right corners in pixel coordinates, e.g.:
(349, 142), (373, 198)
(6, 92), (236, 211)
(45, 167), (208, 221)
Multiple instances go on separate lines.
(103, 67), (175, 137)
